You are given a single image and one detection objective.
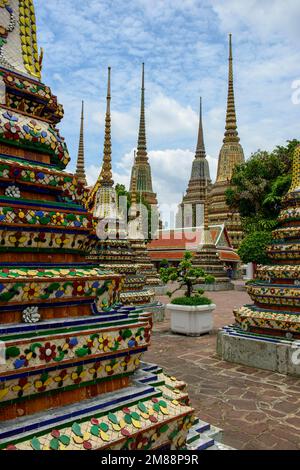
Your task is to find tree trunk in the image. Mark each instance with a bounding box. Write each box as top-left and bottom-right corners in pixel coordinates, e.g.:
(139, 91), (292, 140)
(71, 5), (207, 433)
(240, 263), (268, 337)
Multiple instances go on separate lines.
(187, 281), (192, 298)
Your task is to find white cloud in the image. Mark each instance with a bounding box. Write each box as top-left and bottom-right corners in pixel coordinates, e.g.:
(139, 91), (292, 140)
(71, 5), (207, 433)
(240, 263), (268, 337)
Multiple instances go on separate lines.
(211, 0), (300, 42)
(33, 0), (300, 218)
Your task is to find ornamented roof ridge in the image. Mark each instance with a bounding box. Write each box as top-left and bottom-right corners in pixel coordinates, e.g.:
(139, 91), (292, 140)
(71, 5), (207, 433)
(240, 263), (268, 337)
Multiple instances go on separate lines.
(75, 101), (87, 186)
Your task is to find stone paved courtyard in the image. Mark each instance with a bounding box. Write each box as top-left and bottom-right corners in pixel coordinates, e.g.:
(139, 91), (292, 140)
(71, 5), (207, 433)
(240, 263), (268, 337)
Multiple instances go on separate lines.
(144, 285), (300, 450)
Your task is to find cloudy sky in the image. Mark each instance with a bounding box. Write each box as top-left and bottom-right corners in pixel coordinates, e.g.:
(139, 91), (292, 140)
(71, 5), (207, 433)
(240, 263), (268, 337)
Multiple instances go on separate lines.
(35, 0), (300, 224)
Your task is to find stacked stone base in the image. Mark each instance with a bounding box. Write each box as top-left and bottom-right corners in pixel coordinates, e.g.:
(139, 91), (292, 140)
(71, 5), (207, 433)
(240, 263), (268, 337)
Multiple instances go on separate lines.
(217, 325), (300, 377)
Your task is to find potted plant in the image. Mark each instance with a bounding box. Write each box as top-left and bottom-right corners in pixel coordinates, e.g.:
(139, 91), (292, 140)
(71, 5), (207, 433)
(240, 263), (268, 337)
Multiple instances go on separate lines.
(160, 251), (216, 336)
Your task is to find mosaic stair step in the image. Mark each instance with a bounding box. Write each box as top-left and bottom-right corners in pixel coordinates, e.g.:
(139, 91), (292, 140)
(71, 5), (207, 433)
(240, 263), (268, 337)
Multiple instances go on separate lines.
(0, 382), (194, 450)
(195, 437), (215, 451)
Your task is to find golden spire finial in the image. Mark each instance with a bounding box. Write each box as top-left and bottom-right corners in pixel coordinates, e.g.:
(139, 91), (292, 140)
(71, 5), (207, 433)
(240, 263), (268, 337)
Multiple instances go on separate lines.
(100, 67), (114, 187)
(289, 145), (300, 192)
(75, 101), (87, 186)
(195, 96), (206, 158)
(136, 63), (148, 162)
(224, 33), (239, 144)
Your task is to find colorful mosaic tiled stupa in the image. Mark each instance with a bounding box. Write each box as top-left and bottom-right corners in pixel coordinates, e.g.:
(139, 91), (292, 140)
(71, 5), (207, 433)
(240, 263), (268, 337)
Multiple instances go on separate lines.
(208, 34), (244, 250)
(0, 2), (199, 450)
(177, 97), (211, 228)
(233, 145), (300, 337)
(86, 68), (155, 306)
(192, 197), (234, 291)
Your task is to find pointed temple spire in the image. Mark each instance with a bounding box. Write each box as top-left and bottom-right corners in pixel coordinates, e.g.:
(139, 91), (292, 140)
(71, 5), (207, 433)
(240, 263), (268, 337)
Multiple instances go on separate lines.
(216, 33), (244, 184)
(136, 62), (147, 163)
(195, 97), (206, 159)
(209, 34), (245, 249)
(176, 96), (211, 228)
(75, 101), (87, 186)
(100, 66), (114, 187)
(223, 33), (239, 144)
(129, 63), (158, 207)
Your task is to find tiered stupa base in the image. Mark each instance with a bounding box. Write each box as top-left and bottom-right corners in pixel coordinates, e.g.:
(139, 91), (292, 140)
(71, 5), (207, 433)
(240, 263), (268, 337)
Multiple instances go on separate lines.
(130, 240), (162, 289)
(0, 305), (195, 450)
(218, 171), (300, 375)
(87, 239), (155, 306)
(193, 244), (234, 291)
(208, 181), (243, 250)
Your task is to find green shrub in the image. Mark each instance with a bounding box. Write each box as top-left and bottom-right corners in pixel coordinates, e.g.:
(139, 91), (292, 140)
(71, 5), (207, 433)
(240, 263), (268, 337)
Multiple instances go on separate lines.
(171, 296), (212, 306)
(238, 231), (273, 264)
(205, 275), (215, 284)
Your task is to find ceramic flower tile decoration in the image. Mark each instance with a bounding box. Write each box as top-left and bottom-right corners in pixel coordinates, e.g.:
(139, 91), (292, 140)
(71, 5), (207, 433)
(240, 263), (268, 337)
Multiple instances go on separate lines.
(0, 111), (70, 168)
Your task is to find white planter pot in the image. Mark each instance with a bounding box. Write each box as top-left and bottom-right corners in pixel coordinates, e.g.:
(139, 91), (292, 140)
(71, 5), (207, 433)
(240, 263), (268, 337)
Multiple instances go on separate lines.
(166, 303), (216, 336)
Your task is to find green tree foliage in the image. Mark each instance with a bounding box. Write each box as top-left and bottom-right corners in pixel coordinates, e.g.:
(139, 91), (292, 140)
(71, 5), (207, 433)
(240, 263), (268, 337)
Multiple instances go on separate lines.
(238, 231), (273, 265)
(226, 139), (299, 233)
(159, 251), (215, 299)
(159, 258), (169, 268)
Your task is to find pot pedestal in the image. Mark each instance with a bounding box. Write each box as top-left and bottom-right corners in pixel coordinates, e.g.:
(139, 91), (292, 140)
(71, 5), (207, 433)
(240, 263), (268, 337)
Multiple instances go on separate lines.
(166, 303), (216, 336)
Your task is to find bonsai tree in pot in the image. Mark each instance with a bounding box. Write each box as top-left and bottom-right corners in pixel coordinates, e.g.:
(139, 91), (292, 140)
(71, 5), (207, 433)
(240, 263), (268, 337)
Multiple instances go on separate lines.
(160, 251), (216, 336)
(160, 251), (214, 304)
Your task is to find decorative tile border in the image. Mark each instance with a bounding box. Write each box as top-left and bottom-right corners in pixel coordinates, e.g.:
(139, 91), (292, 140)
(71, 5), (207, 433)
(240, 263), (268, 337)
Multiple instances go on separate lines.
(0, 351), (144, 405)
(0, 204), (90, 229)
(247, 283), (300, 307)
(1, 68), (63, 123)
(0, 229), (88, 252)
(3, 322), (150, 372)
(0, 156), (88, 203)
(0, 273), (122, 310)
(0, 109), (70, 169)
(234, 305), (300, 333)
(257, 265), (300, 280)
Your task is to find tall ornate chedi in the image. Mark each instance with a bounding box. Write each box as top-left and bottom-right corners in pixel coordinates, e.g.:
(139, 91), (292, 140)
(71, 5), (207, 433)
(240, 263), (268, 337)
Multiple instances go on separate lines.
(192, 196), (233, 291)
(234, 145), (300, 336)
(218, 145), (300, 376)
(0, 3), (198, 450)
(86, 68), (154, 305)
(75, 101), (87, 186)
(177, 97), (211, 228)
(208, 34), (245, 249)
(129, 63), (158, 207)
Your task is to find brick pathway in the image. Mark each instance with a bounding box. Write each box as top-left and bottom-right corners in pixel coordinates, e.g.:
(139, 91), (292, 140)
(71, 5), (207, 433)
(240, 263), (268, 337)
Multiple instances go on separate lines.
(144, 286), (300, 450)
